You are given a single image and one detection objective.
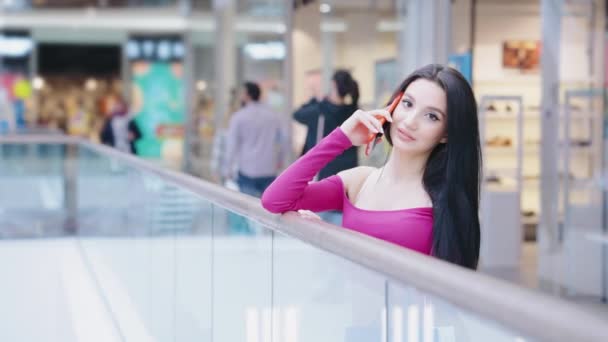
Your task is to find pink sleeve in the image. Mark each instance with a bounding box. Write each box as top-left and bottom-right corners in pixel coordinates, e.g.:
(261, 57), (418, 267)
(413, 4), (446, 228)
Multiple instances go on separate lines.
(261, 128), (353, 213)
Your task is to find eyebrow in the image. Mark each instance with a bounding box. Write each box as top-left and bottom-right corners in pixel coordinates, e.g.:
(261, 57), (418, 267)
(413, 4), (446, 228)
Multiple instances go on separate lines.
(403, 92), (446, 117)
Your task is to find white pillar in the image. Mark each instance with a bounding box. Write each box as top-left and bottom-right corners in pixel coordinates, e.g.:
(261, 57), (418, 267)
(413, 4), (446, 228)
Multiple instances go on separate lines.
(320, 28), (335, 95)
(539, 0), (561, 253)
(283, 1), (295, 164)
(399, 0), (452, 77)
(182, 31), (196, 172)
(293, 3), (322, 106)
(537, 0), (562, 289)
(283, 1), (294, 114)
(451, 0), (473, 55)
(213, 0), (236, 130)
(121, 37), (131, 103)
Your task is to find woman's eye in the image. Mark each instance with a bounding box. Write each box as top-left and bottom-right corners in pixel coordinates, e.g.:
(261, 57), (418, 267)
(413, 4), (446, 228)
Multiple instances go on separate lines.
(426, 113), (439, 121)
(402, 100), (412, 108)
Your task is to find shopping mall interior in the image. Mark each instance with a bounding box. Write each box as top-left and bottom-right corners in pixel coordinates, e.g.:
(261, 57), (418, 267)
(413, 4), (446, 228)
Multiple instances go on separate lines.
(0, 0), (607, 341)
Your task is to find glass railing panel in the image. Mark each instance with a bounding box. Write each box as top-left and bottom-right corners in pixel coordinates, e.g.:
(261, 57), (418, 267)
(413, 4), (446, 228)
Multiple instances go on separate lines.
(0, 143), (66, 176)
(191, 0), (212, 11)
(76, 145), (212, 342)
(211, 205), (273, 341)
(0, 143), (69, 238)
(0, 240), (84, 342)
(0, 142), (93, 341)
(174, 193), (213, 342)
(387, 282), (533, 342)
(76, 163), (175, 341)
(1, 138), (606, 342)
(273, 233), (387, 341)
(237, 0), (285, 17)
(2, 0), (177, 11)
(272, 231), (535, 342)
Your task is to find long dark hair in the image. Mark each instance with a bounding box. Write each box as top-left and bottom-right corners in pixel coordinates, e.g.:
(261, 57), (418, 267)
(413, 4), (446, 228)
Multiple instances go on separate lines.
(383, 64), (481, 269)
(332, 69), (359, 106)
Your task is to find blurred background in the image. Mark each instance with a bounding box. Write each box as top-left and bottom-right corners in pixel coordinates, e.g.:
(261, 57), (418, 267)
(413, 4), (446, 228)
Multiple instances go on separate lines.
(1, 0), (607, 340)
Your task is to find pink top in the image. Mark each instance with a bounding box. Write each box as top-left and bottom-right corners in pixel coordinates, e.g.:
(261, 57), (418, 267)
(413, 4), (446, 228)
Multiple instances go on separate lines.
(261, 128), (433, 254)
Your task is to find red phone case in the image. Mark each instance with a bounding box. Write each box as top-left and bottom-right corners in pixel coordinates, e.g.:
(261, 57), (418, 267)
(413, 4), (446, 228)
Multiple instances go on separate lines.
(365, 91), (403, 156)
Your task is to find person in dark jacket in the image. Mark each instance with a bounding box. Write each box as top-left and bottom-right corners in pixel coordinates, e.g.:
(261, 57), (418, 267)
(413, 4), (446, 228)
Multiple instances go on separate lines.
(100, 95), (141, 154)
(294, 70), (360, 180)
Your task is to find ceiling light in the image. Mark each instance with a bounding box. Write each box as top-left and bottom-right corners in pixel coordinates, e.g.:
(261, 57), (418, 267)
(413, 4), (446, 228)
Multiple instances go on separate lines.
(320, 3), (331, 14)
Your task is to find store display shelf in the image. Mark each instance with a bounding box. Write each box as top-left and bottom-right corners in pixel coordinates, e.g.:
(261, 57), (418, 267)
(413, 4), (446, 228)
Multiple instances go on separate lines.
(484, 145), (537, 153)
(483, 183), (518, 192)
(522, 214), (538, 225)
(568, 178), (599, 189)
(483, 111), (591, 119)
(585, 232), (608, 245)
(484, 143), (592, 154)
(484, 176), (595, 188)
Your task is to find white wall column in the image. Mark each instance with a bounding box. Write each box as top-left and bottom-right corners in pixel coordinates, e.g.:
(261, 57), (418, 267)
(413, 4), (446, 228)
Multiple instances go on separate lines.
(399, 0), (451, 76)
(283, 1), (294, 114)
(320, 27), (335, 95)
(213, 0), (236, 130)
(293, 3), (321, 107)
(538, 0), (562, 281)
(182, 30), (196, 172)
(451, 0), (473, 55)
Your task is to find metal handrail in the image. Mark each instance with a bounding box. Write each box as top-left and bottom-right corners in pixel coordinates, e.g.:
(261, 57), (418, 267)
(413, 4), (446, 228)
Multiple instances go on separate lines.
(2, 134), (608, 341)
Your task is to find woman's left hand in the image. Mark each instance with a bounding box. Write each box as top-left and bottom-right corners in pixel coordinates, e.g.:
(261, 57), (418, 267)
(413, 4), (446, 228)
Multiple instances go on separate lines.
(297, 210), (322, 221)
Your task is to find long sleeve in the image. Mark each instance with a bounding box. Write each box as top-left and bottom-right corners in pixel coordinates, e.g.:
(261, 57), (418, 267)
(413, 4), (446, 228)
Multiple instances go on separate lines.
(128, 119), (142, 140)
(100, 119), (113, 146)
(293, 98), (320, 125)
(261, 127), (353, 213)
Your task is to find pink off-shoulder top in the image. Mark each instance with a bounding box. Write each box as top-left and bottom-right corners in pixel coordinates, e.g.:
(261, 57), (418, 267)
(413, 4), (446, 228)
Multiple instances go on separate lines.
(261, 128), (433, 254)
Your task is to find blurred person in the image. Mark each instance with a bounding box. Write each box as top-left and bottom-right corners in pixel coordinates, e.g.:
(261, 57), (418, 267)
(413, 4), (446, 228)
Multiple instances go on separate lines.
(210, 88), (252, 235)
(293, 70), (360, 180)
(100, 95), (141, 154)
(38, 101), (68, 133)
(12, 74), (31, 129)
(211, 87), (239, 184)
(293, 70), (360, 224)
(223, 81), (288, 197)
(262, 64), (481, 269)
(265, 81), (285, 113)
(37, 110), (52, 128)
(55, 102), (69, 133)
(68, 98), (91, 137)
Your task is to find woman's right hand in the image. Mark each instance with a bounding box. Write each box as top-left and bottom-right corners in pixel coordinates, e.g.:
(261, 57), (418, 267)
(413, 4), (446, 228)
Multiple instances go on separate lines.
(340, 108), (392, 146)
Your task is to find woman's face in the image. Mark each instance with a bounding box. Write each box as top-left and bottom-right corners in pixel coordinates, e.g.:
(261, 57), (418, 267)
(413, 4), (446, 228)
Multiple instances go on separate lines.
(389, 78), (448, 155)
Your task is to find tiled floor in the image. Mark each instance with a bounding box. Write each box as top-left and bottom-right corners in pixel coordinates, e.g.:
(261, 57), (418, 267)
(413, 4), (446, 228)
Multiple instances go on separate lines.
(480, 242), (538, 289)
(481, 242), (608, 319)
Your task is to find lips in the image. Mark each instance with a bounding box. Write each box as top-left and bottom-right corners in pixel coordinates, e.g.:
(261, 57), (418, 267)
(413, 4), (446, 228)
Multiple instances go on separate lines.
(397, 128), (416, 142)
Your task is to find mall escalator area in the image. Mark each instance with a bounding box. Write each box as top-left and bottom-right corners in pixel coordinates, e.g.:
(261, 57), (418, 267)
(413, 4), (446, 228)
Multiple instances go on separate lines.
(0, 135), (607, 342)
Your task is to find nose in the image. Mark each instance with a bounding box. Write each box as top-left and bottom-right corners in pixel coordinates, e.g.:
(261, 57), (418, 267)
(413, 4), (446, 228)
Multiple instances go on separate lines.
(402, 110), (418, 130)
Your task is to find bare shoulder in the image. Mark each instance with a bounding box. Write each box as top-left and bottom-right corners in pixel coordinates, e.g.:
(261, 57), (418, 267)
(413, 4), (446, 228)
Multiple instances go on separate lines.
(337, 166), (377, 199)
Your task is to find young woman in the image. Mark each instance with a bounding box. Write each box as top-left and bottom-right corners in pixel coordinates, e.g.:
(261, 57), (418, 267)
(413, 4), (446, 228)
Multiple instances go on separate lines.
(262, 64), (481, 269)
